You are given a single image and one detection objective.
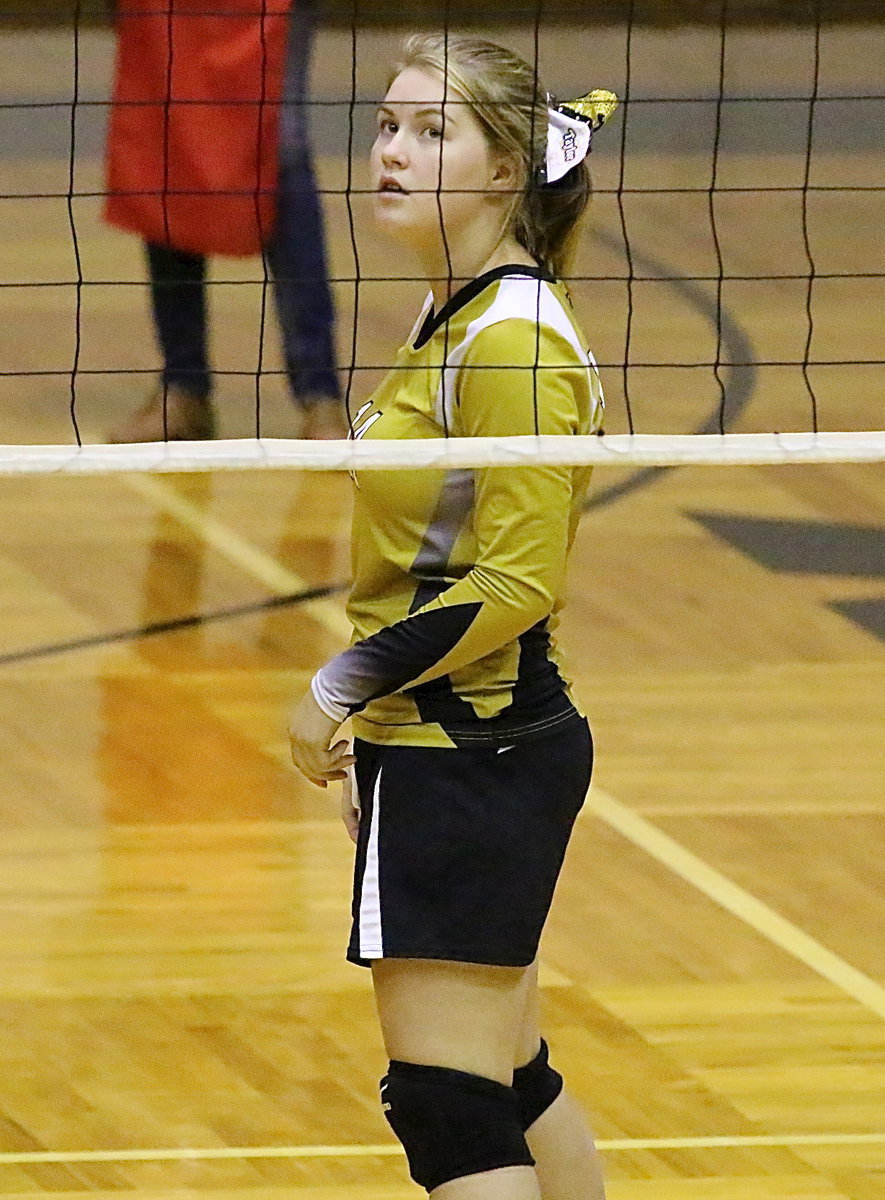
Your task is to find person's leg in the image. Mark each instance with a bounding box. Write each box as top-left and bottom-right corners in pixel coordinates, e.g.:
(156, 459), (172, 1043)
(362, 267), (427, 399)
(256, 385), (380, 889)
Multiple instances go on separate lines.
(268, 0), (345, 436)
(147, 241), (212, 402)
(512, 964), (606, 1200)
(109, 241), (215, 442)
(372, 957), (541, 1199)
(357, 727), (596, 1197)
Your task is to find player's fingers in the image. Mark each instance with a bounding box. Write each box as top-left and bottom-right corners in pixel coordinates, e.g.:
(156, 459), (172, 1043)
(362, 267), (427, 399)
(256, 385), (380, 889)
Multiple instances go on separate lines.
(292, 748), (333, 787)
(342, 804), (360, 844)
(311, 753), (351, 783)
(343, 767), (361, 813)
(342, 770), (360, 844)
(291, 739), (349, 783)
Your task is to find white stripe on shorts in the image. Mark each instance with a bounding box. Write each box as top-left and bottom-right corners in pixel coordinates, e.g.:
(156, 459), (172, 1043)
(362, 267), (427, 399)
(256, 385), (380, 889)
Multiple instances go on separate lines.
(358, 766), (384, 958)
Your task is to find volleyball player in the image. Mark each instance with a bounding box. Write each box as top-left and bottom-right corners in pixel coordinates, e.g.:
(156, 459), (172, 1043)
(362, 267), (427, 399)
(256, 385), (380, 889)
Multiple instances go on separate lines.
(289, 34), (616, 1199)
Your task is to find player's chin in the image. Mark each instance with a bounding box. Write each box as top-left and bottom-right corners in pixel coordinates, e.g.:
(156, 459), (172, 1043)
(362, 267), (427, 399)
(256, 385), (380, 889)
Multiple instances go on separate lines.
(371, 199), (419, 239)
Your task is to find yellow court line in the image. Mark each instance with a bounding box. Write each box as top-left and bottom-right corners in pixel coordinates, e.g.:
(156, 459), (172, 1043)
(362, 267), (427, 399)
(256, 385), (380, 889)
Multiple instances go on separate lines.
(636, 803), (885, 817)
(121, 473), (352, 640)
(0, 1134), (884, 1165)
(589, 788), (885, 1022)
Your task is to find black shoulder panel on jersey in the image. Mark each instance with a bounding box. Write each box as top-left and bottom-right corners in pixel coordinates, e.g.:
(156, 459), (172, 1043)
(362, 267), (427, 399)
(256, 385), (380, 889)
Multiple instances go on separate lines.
(412, 263), (557, 350)
(316, 601), (483, 714)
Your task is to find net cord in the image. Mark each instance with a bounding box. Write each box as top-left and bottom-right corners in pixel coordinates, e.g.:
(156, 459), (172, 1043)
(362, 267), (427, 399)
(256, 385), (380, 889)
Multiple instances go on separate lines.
(343, 0), (360, 431)
(801, 1), (822, 434)
(6, 183), (883, 201)
(158, 0), (174, 437)
(439, 11), (454, 436)
(616, 0), (636, 433)
(531, 7), (542, 438)
(709, 0), (728, 433)
(253, 0), (271, 437)
(66, 0), (84, 447)
(1, 432), (881, 476)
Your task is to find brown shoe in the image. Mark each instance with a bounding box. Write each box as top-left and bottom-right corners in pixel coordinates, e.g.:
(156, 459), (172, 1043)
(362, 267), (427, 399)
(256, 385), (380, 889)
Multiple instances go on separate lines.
(301, 398), (349, 441)
(109, 383), (216, 444)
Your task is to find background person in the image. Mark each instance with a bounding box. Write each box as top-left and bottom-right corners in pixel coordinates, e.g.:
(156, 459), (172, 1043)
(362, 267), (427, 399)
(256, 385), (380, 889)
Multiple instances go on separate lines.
(104, 0), (345, 442)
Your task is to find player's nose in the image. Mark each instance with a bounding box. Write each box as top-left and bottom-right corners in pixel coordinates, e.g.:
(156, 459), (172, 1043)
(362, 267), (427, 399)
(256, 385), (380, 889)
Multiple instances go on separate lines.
(381, 131), (408, 169)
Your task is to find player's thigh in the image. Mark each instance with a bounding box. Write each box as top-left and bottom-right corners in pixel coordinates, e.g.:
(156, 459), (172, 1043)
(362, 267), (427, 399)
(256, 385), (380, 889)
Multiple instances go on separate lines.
(371, 957), (530, 1084)
(513, 959), (542, 1068)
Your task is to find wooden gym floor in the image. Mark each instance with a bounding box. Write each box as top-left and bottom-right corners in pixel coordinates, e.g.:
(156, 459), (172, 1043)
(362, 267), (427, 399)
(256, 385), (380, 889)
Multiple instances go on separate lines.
(0, 19), (883, 1200)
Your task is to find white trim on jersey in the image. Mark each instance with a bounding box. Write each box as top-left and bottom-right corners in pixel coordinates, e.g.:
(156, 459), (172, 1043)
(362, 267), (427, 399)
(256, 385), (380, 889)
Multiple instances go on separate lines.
(310, 673), (350, 723)
(408, 292), (435, 345)
(435, 276), (602, 431)
(358, 767), (384, 958)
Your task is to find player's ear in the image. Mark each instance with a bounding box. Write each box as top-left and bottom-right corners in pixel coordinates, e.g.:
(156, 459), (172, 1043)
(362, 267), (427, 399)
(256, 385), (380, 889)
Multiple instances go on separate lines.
(489, 151), (520, 193)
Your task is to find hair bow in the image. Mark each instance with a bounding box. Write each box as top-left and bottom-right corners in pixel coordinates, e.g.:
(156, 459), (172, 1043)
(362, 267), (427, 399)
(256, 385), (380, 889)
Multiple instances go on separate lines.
(542, 89), (619, 185)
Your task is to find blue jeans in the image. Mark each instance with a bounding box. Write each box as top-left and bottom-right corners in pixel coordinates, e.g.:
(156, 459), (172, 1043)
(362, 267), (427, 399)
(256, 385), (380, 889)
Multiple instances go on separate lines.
(148, 0), (340, 407)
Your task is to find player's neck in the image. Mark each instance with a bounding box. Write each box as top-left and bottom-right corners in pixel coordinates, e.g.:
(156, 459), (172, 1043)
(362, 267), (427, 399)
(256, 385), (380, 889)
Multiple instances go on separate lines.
(422, 233), (536, 311)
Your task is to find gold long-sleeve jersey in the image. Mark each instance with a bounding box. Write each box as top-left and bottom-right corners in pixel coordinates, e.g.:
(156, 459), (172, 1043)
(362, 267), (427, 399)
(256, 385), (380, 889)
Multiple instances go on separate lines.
(311, 264), (604, 748)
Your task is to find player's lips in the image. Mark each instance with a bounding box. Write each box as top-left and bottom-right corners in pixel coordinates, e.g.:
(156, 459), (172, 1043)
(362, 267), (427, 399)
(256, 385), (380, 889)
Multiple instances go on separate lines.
(377, 176), (410, 194)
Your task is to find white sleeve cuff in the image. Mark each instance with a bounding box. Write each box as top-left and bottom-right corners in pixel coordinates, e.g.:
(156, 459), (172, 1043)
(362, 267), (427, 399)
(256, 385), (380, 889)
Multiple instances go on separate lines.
(310, 673), (350, 724)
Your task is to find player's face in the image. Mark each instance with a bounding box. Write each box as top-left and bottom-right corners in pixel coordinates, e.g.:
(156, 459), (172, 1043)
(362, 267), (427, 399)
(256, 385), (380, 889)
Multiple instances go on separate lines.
(371, 67), (509, 254)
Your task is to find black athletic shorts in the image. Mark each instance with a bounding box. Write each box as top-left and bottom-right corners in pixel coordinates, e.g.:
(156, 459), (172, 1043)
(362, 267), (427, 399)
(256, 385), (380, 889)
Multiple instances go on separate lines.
(347, 717), (593, 968)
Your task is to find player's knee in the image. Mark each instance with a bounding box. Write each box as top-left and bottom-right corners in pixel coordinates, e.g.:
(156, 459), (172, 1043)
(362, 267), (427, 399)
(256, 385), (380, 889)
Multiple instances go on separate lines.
(512, 1038), (564, 1131)
(380, 1059), (535, 1193)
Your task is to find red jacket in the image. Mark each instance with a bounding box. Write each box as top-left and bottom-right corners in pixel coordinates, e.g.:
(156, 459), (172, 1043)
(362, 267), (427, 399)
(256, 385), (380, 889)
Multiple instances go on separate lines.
(104, 0), (289, 256)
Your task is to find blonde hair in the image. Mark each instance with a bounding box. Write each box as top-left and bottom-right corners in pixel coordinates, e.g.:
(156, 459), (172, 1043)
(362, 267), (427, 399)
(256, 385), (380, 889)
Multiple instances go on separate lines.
(394, 33), (591, 278)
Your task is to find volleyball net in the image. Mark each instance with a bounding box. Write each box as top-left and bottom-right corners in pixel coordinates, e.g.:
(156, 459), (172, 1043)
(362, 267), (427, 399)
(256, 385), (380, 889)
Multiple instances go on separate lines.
(0, 2), (882, 474)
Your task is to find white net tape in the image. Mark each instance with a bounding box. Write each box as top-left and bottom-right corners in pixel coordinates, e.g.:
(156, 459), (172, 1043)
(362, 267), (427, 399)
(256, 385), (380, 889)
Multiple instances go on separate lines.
(1, 431), (882, 475)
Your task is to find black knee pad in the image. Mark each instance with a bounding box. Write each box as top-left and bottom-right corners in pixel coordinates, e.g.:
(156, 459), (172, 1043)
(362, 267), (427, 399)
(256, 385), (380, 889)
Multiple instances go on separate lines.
(380, 1059), (534, 1193)
(512, 1039), (564, 1131)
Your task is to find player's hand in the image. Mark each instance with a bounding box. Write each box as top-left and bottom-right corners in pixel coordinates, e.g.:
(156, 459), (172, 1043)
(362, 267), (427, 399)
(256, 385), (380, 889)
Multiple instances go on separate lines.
(288, 690), (354, 788)
(341, 767), (360, 844)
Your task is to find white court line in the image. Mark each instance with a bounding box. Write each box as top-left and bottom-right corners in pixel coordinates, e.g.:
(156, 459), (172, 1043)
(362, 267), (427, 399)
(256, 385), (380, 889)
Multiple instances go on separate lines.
(122, 473), (351, 640)
(0, 1133), (883, 1164)
(589, 788), (885, 1022)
